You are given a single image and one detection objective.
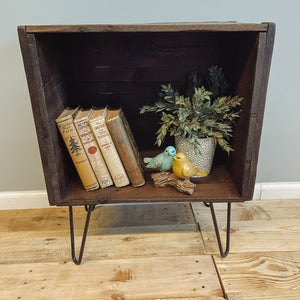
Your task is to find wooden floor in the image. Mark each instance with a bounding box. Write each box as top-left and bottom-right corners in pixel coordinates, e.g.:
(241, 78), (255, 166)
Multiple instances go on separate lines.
(0, 199), (299, 299)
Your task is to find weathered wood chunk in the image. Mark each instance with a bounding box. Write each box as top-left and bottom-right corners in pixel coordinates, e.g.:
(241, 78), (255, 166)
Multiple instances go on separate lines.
(151, 171), (195, 195)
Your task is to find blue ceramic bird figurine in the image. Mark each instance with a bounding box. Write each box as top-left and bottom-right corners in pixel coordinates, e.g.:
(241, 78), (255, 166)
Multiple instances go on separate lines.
(144, 146), (176, 171)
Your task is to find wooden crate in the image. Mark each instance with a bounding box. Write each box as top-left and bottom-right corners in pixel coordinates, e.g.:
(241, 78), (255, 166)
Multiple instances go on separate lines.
(18, 23), (275, 206)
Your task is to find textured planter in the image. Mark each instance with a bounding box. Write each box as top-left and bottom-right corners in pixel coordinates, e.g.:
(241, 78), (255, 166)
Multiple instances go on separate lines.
(175, 136), (217, 176)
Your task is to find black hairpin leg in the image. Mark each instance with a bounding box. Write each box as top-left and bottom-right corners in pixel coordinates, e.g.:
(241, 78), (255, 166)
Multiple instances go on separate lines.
(69, 205), (96, 265)
(207, 202), (231, 257)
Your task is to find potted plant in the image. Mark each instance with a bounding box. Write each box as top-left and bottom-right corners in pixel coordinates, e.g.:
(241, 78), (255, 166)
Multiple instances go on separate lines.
(140, 66), (244, 175)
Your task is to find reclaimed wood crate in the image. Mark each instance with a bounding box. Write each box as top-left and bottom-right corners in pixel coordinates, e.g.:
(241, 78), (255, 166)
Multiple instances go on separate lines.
(18, 23), (275, 206)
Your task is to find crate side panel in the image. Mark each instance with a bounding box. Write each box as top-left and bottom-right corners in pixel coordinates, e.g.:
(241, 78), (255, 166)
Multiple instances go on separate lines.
(226, 32), (271, 200)
(224, 33), (260, 198)
(36, 36), (80, 204)
(19, 31), (72, 205)
(18, 28), (61, 205)
(246, 24), (276, 198)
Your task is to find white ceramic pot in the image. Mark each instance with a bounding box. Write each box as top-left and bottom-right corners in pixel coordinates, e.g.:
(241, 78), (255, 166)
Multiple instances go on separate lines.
(175, 136), (216, 176)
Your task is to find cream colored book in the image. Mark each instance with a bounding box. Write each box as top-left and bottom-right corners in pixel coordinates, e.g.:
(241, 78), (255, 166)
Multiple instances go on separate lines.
(55, 107), (99, 191)
(89, 108), (130, 188)
(74, 108), (113, 189)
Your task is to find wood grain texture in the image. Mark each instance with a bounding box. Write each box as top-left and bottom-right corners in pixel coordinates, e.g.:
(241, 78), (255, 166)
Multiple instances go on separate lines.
(17, 27), (67, 205)
(24, 22), (268, 33)
(0, 199), (299, 299)
(192, 199), (300, 222)
(0, 203), (204, 264)
(145, 297), (225, 300)
(227, 290), (300, 300)
(60, 165), (242, 206)
(0, 255), (223, 300)
(204, 219), (300, 254)
(215, 252), (300, 298)
(0, 203), (197, 234)
(151, 171), (195, 195)
(0, 231), (204, 264)
(243, 23), (276, 199)
(17, 27), (59, 205)
(192, 200), (300, 254)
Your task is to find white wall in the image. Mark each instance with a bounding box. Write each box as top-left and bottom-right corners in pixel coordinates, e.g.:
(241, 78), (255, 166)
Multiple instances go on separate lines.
(0, 0), (299, 193)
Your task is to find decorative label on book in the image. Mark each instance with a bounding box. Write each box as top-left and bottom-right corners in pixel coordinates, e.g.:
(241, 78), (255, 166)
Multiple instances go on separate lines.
(56, 107), (99, 191)
(74, 108), (113, 189)
(89, 108), (130, 188)
(68, 136), (82, 155)
(88, 146), (97, 154)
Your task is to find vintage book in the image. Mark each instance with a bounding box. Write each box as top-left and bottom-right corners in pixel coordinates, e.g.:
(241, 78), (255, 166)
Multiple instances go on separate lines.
(106, 109), (145, 187)
(89, 108), (130, 188)
(55, 107), (99, 191)
(74, 108), (113, 189)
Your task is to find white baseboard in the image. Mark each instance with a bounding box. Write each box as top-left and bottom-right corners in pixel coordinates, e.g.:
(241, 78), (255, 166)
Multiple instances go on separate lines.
(0, 190), (49, 210)
(254, 182), (300, 200)
(0, 182), (299, 209)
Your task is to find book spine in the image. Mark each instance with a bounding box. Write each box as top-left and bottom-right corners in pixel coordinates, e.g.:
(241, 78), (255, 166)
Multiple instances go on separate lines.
(74, 117), (113, 189)
(56, 117), (99, 191)
(107, 115), (145, 187)
(89, 117), (130, 188)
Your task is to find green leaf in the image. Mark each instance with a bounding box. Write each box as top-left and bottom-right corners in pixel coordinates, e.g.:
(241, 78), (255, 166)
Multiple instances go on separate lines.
(213, 132), (223, 138)
(139, 66), (245, 153)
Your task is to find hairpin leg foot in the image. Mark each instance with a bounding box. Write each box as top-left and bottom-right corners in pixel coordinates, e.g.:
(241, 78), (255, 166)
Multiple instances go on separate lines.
(208, 202), (231, 258)
(69, 205), (95, 265)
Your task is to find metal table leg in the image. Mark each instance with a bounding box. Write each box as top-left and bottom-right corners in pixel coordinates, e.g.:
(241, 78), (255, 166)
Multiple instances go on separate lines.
(207, 202), (231, 257)
(69, 205), (95, 265)
(68, 201), (231, 264)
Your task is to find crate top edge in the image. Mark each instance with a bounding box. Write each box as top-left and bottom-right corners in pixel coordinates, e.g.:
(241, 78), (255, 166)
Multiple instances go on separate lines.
(21, 22), (270, 34)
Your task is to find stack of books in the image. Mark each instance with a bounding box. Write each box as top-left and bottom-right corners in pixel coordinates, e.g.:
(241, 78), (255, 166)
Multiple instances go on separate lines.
(55, 107), (145, 191)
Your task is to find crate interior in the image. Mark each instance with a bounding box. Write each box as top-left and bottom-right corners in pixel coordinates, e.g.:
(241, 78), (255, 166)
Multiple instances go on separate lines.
(33, 30), (260, 205)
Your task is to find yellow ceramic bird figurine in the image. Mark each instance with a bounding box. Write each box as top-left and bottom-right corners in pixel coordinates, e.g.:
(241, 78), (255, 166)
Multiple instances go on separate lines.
(172, 152), (207, 180)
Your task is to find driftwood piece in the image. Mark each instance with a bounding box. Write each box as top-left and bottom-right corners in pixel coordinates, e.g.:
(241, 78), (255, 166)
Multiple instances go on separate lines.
(151, 172), (195, 195)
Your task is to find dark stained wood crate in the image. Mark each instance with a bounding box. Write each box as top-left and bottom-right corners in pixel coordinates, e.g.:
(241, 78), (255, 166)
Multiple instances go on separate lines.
(18, 23), (275, 206)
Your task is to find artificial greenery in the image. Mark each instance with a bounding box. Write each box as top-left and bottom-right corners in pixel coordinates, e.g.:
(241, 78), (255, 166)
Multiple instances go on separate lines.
(207, 65), (230, 99)
(140, 66), (244, 155)
(186, 66), (229, 100)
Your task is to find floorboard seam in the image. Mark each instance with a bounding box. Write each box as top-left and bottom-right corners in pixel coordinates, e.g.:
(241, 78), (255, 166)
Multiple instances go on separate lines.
(190, 202), (209, 255)
(212, 255), (227, 299)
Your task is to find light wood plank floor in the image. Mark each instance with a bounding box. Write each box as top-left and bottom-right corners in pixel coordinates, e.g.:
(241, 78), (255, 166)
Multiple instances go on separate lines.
(0, 200), (299, 299)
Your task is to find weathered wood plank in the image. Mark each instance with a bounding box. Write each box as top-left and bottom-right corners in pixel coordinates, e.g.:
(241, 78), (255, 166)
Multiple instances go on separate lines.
(191, 200), (300, 254)
(18, 27), (61, 205)
(0, 255), (223, 300)
(0, 203), (204, 264)
(1, 198), (300, 299)
(227, 290), (300, 300)
(61, 166), (242, 206)
(244, 23), (276, 198)
(0, 203), (197, 234)
(24, 23), (268, 33)
(0, 231), (204, 264)
(202, 219), (300, 254)
(214, 252), (300, 299)
(145, 297), (225, 300)
(192, 200), (300, 222)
